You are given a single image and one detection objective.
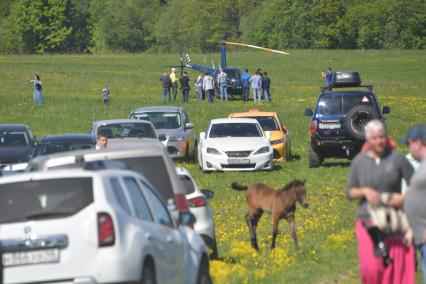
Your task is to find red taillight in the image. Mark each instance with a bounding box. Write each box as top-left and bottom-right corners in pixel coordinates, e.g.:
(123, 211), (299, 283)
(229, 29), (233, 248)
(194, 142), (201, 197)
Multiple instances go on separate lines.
(310, 121), (318, 135)
(98, 213), (115, 247)
(175, 193), (189, 212)
(187, 196), (207, 208)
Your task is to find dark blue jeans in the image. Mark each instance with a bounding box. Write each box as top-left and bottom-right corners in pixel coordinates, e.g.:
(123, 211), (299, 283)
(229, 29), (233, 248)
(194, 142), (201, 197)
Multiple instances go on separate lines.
(242, 86), (249, 102)
(206, 89), (214, 103)
(162, 88), (171, 102)
(419, 244), (426, 283)
(263, 89), (271, 102)
(182, 88), (189, 103)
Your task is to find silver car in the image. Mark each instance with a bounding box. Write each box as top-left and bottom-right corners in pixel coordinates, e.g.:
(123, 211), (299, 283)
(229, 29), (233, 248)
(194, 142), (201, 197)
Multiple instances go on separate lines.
(177, 168), (217, 259)
(128, 106), (197, 161)
(90, 119), (158, 148)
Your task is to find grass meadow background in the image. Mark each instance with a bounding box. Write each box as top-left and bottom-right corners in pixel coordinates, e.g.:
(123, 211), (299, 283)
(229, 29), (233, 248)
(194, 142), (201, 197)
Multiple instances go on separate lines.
(1, 50), (425, 283)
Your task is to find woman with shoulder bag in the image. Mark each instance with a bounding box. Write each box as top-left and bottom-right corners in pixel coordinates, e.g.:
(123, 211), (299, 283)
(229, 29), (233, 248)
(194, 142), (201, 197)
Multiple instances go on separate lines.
(347, 120), (415, 284)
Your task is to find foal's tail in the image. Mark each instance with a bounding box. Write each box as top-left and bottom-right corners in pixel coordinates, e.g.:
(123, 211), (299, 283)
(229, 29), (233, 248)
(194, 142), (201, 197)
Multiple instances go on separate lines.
(231, 182), (248, 191)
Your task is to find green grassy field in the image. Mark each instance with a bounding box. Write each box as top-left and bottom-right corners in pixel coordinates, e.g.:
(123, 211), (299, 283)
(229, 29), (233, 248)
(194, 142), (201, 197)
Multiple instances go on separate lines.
(1, 50), (425, 283)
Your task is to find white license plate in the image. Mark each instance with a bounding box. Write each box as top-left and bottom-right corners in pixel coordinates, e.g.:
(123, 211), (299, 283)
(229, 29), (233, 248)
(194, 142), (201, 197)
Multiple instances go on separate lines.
(228, 159), (250, 164)
(2, 249), (60, 267)
(319, 123), (341, 129)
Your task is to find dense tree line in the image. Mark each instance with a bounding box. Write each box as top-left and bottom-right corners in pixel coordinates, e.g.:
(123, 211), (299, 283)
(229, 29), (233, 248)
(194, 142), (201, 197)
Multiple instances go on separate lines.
(0, 0), (424, 54)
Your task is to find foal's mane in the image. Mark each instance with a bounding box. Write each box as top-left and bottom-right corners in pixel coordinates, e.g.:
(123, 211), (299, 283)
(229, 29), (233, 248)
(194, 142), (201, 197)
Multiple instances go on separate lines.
(280, 179), (304, 192)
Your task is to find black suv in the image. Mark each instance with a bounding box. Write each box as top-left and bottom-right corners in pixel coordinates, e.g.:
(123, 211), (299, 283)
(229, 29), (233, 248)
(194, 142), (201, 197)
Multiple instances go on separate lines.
(304, 71), (391, 167)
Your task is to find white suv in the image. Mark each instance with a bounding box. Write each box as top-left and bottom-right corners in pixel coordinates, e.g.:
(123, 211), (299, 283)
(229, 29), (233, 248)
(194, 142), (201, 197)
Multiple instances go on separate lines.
(26, 142), (191, 222)
(0, 169), (211, 284)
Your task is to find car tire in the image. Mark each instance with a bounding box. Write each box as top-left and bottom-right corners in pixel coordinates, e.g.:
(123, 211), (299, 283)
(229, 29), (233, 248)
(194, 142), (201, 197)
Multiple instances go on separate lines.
(308, 144), (324, 168)
(210, 238), (219, 260)
(285, 134), (292, 161)
(141, 260), (156, 284)
(192, 140), (198, 163)
(197, 256), (212, 284)
(345, 105), (380, 140)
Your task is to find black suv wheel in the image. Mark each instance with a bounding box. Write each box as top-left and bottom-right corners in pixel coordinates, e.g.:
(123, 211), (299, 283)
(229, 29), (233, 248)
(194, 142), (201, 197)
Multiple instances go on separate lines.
(308, 144), (324, 168)
(345, 105), (380, 140)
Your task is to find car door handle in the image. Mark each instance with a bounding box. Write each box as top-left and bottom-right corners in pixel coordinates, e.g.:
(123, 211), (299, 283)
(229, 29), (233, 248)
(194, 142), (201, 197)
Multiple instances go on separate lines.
(145, 233), (152, 241)
(166, 236), (173, 243)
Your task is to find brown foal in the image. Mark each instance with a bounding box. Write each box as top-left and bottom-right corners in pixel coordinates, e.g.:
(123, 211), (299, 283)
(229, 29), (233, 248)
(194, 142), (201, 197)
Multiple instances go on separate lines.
(231, 180), (308, 250)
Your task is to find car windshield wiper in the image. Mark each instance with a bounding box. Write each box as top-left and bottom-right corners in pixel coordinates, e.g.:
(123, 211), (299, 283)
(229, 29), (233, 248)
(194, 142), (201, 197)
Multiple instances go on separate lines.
(25, 211), (75, 220)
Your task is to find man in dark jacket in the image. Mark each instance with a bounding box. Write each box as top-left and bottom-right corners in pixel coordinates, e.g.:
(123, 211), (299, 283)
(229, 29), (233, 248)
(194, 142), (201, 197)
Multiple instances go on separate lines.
(262, 71), (271, 102)
(179, 71), (190, 103)
(160, 72), (171, 102)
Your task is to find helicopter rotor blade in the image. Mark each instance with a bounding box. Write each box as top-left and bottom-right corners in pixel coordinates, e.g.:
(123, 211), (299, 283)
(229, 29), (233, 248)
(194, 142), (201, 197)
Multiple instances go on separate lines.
(221, 41), (290, 55)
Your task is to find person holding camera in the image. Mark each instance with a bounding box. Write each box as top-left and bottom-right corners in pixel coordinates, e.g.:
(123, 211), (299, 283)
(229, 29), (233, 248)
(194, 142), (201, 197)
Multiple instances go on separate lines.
(346, 120), (415, 284)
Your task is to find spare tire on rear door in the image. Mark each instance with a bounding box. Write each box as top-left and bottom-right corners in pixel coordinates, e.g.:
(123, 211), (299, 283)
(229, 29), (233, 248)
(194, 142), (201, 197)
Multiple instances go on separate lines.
(345, 105), (380, 140)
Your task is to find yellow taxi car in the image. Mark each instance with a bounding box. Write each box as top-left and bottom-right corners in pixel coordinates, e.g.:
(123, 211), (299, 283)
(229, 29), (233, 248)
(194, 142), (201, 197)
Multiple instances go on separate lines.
(229, 109), (291, 162)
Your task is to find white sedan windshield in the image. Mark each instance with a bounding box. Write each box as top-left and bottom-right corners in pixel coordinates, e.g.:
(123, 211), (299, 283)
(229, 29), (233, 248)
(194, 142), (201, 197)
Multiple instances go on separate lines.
(209, 123), (262, 138)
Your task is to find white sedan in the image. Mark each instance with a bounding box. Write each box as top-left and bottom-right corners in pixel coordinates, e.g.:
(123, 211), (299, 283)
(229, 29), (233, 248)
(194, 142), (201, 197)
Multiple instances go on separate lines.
(198, 118), (273, 172)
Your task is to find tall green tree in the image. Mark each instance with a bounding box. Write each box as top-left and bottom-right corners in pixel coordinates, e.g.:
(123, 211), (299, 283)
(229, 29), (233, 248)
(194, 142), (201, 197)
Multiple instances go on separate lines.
(154, 0), (244, 52)
(91, 0), (162, 52)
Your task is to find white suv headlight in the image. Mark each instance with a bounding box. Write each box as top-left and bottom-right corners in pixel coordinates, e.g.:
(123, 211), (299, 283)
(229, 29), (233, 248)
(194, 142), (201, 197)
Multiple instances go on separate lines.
(206, 147), (221, 155)
(254, 146), (270, 155)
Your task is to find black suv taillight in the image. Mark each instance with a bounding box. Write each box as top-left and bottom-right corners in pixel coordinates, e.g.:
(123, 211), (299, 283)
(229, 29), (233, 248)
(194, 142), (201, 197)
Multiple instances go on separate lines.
(98, 212), (115, 247)
(310, 121), (318, 135)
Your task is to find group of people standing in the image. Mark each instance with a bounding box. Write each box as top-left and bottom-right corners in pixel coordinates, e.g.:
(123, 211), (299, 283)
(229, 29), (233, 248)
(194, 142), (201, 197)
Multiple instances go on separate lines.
(160, 67), (272, 104)
(242, 68), (271, 103)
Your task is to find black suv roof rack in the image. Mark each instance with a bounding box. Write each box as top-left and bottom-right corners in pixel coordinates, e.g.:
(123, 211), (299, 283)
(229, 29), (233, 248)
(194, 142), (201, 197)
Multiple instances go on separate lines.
(320, 85), (373, 92)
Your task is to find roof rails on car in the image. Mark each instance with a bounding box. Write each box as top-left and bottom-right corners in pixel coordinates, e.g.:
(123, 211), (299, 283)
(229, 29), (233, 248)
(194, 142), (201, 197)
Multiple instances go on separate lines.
(51, 155), (130, 171)
(320, 85), (374, 92)
(321, 70), (373, 92)
(83, 160), (130, 171)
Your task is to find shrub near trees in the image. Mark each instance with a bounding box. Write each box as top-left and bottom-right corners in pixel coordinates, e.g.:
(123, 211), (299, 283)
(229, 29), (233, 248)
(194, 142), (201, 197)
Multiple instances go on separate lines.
(0, 0), (424, 54)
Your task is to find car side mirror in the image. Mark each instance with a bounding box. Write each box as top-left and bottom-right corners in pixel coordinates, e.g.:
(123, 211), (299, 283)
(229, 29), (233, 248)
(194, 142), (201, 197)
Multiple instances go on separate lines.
(200, 132), (206, 140)
(304, 109), (313, 117)
(382, 106), (391, 114)
(282, 124), (288, 132)
(201, 189), (214, 199)
(179, 211), (196, 226)
(265, 131), (271, 139)
(158, 134), (167, 141)
(185, 122), (194, 130)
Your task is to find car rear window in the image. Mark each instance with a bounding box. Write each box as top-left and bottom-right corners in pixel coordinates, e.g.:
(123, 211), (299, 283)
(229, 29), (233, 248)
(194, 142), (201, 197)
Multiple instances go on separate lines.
(0, 178), (93, 224)
(317, 93), (374, 115)
(114, 156), (174, 203)
(34, 143), (94, 157)
(98, 123), (156, 139)
(0, 131), (29, 147)
(179, 175), (195, 195)
(131, 112), (182, 130)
